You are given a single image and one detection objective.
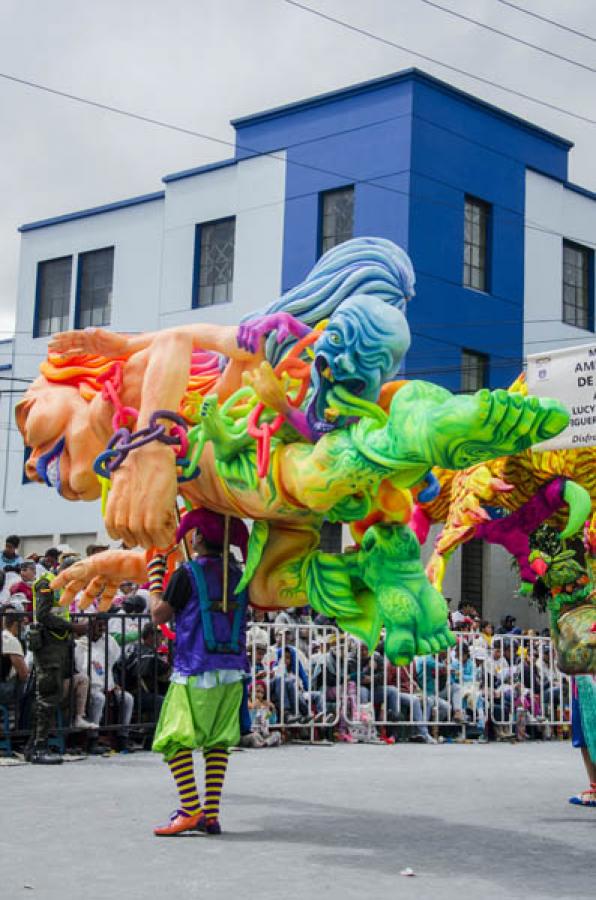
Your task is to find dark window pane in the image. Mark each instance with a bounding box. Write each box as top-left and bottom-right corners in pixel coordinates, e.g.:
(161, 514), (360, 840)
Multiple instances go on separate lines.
(319, 522), (342, 553)
(77, 247), (114, 328)
(461, 539), (483, 613)
(35, 256), (72, 337)
(463, 196), (490, 292)
(461, 349), (488, 393)
(319, 187), (354, 256)
(562, 240), (592, 329)
(197, 218), (235, 307)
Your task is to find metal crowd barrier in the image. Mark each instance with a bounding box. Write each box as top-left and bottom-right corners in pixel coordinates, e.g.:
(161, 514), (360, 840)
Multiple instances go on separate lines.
(0, 610), (574, 749)
(247, 622), (341, 731)
(489, 635), (572, 730)
(343, 634), (490, 731)
(0, 609), (170, 748)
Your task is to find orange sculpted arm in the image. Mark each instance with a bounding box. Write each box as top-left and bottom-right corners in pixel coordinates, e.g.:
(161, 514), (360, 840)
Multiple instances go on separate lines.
(49, 322), (257, 362)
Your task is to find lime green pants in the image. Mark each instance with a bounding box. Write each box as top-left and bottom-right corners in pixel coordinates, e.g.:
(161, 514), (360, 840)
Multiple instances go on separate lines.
(152, 677), (242, 761)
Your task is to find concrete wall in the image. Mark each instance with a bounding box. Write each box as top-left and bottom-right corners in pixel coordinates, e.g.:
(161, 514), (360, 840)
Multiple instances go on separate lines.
(159, 152), (286, 327)
(524, 170), (596, 354)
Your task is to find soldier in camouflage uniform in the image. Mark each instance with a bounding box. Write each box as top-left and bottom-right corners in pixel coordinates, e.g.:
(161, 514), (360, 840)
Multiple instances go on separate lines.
(29, 558), (90, 765)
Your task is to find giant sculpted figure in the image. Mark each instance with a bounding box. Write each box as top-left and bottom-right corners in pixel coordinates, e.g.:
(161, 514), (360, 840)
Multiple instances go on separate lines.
(17, 238), (570, 664)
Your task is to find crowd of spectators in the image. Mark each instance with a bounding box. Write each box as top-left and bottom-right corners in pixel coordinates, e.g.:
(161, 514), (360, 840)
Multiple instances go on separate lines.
(0, 534), (572, 756)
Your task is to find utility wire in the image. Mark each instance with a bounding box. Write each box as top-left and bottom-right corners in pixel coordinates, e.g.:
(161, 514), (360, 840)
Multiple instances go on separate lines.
(494, 0), (596, 43)
(280, 0), (596, 126)
(417, 0), (596, 74)
(3, 66), (596, 253)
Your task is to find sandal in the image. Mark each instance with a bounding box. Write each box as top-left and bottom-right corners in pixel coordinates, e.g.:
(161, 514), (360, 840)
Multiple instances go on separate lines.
(568, 783), (596, 807)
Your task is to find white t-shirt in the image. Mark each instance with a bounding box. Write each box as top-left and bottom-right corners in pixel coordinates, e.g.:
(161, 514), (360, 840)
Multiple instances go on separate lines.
(75, 635), (122, 692)
(2, 629), (24, 680)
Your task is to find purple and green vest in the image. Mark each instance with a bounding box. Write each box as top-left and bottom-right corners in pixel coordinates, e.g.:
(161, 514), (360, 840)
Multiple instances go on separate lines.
(173, 557), (249, 677)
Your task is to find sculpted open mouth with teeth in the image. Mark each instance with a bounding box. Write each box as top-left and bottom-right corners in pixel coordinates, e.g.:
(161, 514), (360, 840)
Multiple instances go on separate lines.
(304, 295), (412, 438)
(36, 438), (65, 491)
(308, 354), (368, 433)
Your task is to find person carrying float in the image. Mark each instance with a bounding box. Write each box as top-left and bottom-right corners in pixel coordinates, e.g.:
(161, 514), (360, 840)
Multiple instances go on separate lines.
(149, 508), (250, 837)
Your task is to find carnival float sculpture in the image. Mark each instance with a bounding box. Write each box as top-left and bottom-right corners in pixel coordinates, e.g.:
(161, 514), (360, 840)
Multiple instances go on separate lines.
(16, 238), (577, 666)
(410, 375), (596, 672)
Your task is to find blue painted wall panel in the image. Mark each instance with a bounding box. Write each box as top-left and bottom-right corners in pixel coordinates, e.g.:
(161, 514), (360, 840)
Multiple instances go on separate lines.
(233, 70), (570, 391)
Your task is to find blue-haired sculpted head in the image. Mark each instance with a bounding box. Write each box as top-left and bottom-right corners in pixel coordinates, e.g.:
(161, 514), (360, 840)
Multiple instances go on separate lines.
(242, 237), (415, 367)
(307, 294), (411, 436)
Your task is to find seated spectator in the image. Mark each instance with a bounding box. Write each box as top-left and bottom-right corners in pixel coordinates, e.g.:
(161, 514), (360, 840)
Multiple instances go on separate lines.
(451, 644), (487, 737)
(0, 608), (28, 705)
(247, 618), (269, 648)
(75, 617), (134, 751)
(385, 663), (437, 743)
(0, 535), (23, 572)
(8, 560), (37, 613)
(85, 543), (109, 558)
(271, 645), (308, 720)
(497, 614), (517, 635)
(124, 622), (170, 719)
(108, 591), (148, 644)
(243, 681), (281, 748)
(415, 653), (454, 722)
(112, 580), (137, 609)
(271, 645), (322, 721)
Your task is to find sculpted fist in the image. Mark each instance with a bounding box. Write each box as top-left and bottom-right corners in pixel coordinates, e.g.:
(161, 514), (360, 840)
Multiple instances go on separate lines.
(105, 442), (178, 549)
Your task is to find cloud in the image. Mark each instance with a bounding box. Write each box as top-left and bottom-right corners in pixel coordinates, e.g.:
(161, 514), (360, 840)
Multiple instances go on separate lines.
(0, 0), (594, 335)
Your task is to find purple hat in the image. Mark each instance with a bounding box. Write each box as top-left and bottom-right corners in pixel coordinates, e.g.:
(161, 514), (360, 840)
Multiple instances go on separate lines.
(176, 508), (249, 562)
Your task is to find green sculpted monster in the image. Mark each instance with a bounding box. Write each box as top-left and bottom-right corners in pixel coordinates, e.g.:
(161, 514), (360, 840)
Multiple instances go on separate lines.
(185, 380), (569, 664)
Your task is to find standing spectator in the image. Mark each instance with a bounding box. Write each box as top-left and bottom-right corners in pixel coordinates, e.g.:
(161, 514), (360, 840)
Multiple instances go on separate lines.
(75, 617), (134, 751)
(0, 536), (23, 571)
(40, 548), (60, 573)
(1, 608), (28, 705)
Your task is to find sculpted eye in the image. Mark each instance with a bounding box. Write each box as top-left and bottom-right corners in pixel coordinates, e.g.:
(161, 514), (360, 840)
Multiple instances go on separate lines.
(329, 332), (341, 345)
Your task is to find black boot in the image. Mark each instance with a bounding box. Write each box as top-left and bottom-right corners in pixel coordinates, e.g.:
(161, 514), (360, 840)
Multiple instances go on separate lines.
(30, 742), (63, 765)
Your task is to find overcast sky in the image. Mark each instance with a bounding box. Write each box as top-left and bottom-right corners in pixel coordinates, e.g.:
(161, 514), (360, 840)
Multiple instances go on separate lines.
(1, 0), (595, 337)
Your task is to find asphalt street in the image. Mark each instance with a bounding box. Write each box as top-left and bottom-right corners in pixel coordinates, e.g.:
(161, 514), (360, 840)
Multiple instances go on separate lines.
(1, 742), (594, 900)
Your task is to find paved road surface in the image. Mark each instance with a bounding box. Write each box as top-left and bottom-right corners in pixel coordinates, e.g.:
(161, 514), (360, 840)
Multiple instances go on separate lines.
(1, 742), (594, 899)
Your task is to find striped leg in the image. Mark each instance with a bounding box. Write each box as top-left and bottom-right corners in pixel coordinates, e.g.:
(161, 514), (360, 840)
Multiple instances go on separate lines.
(167, 749), (202, 817)
(202, 748), (229, 824)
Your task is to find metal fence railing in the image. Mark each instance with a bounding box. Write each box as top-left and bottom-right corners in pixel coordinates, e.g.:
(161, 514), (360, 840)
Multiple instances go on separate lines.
(0, 611), (574, 750)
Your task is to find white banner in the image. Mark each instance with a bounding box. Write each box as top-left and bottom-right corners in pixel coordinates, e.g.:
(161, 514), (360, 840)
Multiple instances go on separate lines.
(526, 342), (596, 450)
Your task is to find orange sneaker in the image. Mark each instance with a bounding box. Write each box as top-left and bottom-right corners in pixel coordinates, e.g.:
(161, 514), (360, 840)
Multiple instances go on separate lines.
(154, 810), (202, 836)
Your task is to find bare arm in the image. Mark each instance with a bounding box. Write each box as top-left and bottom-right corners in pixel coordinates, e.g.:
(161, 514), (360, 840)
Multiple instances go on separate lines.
(150, 594), (175, 626)
(10, 653), (28, 682)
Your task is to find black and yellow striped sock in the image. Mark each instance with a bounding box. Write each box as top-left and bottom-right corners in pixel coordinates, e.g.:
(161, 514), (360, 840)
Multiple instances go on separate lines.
(203, 748), (229, 821)
(167, 749), (202, 817)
